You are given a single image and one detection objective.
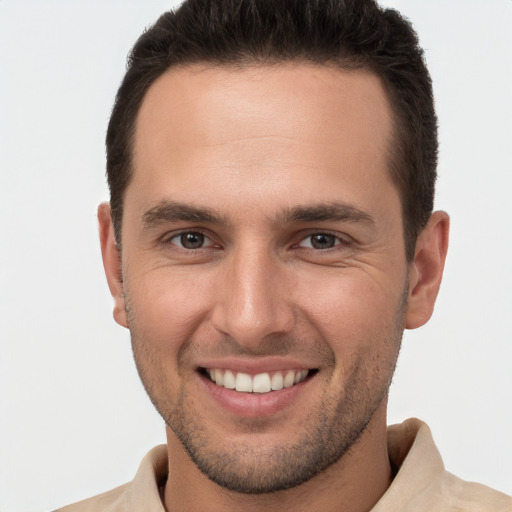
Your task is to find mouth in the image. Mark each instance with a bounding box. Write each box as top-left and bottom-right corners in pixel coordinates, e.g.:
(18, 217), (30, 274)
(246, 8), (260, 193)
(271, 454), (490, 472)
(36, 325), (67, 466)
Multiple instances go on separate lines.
(200, 368), (318, 394)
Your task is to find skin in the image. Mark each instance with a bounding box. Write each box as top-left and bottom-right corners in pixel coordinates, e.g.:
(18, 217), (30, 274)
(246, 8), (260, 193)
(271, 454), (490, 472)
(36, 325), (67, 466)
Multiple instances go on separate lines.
(99, 64), (449, 512)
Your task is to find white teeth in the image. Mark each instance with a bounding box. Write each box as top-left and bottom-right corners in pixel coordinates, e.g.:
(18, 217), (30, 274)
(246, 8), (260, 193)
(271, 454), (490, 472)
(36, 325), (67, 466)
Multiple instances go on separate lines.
(207, 368), (311, 393)
(214, 368), (224, 386)
(283, 370), (295, 388)
(253, 373), (271, 393)
(235, 372), (253, 392)
(294, 369), (308, 384)
(271, 372), (284, 391)
(223, 370), (236, 389)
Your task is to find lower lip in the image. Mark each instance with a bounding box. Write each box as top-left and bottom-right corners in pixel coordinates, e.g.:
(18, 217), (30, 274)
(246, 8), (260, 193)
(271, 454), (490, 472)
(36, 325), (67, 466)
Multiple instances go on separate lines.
(199, 373), (311, 419)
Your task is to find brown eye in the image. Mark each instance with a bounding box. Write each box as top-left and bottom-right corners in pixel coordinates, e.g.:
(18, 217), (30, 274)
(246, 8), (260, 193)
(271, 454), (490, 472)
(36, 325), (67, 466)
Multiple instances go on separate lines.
(172, 232), (207, 249)
(299, 233), (338, 249)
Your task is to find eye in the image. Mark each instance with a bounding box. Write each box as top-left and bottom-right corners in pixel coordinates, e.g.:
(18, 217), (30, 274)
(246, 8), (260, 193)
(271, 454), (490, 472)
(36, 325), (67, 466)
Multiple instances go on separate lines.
(299, 233), (340, 250)
(169, 231), (212, 250)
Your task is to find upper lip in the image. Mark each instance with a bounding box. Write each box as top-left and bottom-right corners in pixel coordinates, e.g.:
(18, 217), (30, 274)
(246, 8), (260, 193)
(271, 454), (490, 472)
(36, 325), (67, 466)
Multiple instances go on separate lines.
(196, 357), (317, 375)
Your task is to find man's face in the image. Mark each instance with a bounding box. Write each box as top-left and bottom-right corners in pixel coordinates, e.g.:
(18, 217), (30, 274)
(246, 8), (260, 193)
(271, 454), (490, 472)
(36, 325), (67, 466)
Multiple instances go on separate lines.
(115, 64), (411, 492)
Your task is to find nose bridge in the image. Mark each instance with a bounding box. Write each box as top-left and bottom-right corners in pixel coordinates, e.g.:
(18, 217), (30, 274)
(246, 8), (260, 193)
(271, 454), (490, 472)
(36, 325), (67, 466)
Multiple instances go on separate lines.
(211, 240), (293, 345)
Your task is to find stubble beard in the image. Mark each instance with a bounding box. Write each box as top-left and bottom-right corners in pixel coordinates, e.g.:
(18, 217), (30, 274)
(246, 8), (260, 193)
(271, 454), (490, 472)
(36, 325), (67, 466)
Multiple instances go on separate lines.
(127, 289), (406, 495)
(165, 360), (396, 494)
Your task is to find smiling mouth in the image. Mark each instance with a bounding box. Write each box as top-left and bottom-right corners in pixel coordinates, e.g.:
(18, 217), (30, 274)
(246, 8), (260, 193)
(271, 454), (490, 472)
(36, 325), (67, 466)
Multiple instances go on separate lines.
(200, 368), (317, 394)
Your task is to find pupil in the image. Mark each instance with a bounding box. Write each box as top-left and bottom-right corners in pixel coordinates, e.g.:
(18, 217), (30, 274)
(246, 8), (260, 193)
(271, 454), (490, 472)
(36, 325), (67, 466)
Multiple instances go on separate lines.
(181, 232), (204, 249)
(311, 234), (335, 249)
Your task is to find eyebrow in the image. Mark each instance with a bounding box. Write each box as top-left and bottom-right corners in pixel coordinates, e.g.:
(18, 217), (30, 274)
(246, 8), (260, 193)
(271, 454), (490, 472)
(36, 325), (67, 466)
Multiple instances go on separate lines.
(142, 201), (226, 227)
(278, 203), (375, 225)
(141, 200), (375, 228)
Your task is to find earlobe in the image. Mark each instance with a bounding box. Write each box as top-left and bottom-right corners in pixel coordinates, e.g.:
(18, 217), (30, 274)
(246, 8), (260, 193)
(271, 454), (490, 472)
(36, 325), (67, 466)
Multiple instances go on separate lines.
(405, 211), (450, 329)
(98, 202), (128, 328)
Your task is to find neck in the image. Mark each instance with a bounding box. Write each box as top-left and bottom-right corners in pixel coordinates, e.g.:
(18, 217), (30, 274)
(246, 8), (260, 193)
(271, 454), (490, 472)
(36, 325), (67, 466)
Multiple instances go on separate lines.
(163, 402), (392, 512)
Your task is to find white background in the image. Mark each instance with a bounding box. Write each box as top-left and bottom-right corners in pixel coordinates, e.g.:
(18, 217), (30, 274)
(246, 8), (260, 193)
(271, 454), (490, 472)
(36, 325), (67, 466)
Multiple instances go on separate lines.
(0, 1), (511, 510)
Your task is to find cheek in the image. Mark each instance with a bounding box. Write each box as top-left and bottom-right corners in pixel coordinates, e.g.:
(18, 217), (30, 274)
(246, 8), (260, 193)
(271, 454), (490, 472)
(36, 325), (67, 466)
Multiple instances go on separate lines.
(296, 273), (404, 394)
(125, 268), (214, 350)
(293, 269), (405, 351)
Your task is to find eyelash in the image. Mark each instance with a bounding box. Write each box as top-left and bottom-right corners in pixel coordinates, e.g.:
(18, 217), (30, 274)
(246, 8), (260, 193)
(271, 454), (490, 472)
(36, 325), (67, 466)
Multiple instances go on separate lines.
(296, 232), (350, 250)
(162, 230), (351, 252)
(164, 230), (216, 250)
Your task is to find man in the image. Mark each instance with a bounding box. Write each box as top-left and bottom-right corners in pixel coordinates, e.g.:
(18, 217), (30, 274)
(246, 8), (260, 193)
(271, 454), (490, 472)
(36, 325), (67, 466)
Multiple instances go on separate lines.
(56, 0), (511, 510)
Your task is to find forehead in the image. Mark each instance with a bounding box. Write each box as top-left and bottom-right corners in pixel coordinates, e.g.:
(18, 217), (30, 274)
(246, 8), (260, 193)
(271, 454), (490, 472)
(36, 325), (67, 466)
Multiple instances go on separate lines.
(129, 63), (397, 222)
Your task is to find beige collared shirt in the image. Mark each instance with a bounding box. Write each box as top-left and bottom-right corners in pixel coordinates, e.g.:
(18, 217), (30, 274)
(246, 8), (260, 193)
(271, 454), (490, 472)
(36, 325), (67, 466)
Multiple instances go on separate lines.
(55, 418), (512, 511)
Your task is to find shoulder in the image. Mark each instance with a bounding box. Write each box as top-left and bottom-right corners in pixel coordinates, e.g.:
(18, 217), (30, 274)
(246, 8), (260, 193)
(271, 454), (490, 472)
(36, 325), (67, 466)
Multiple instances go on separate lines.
(436, 472), (512, 512)
(52, 445), (168, 512)
(53, 483), (130, 512)
(375, 419), (512, 512)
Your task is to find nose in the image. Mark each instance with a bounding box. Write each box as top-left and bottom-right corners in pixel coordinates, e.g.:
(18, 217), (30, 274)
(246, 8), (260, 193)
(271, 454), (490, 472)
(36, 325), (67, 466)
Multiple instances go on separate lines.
(210, 244), (295, 349)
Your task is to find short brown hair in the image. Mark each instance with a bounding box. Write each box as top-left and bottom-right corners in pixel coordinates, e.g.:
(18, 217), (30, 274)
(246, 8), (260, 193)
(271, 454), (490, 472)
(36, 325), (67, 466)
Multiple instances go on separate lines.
(106, 0), (437, 261)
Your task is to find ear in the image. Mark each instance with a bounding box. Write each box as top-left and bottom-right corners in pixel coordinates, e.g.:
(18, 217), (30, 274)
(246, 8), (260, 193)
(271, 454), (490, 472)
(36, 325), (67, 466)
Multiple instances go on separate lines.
(98, 203), (128, 328)
(405, 211), (450, 329)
